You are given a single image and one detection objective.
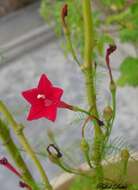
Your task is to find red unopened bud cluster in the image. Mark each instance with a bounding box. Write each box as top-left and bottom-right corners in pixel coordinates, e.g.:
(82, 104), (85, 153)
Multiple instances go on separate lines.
(0, 157), (31, 190)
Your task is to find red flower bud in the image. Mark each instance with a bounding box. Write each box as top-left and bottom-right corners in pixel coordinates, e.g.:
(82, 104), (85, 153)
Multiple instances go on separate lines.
(61, 4), (68, 27)
(19, 181), (26, 188)
(0, 157), (21, 177)
(106, 45), (117, 82)
(19, 181), (32, 190)
(0, 157), (8, 165)
(106, 45), (117, 65)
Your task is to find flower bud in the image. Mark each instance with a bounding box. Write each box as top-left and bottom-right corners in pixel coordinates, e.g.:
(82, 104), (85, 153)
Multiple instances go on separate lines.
(103, 106), (113, 121)
(19, 181), (26, 188)
(120, 149), (130, 161)
(0, 157), (21, 177)
(19, 181), (31, 190)
(106, 45), (117, 58)
(106, 45), (117, 83)
(47, 144), (62, 164)
(110, 81), (116, 92)
(80, 138), (89, 153)
(0, 157), (8, 165)
(61, 4), (68, 27)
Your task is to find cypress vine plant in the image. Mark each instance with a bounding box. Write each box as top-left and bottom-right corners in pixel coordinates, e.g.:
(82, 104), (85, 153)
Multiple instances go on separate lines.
(0, 0), (138, 190)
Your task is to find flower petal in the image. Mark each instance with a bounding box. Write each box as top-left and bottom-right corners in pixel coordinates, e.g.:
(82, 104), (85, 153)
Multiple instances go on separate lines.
(22, 88), (38, 105)
(51, 87), (63, 101)
(38, 74), (52, 95)
(43, 105), (57, 122)
(27, 105), (44, 120)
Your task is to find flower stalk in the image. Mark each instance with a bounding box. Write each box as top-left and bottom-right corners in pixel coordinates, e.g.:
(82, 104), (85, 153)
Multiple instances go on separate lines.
(81, 137), (93, 169)
(61, 4), (81, 67)
(46, 144), (90, 177)
(82, 0), (104, 185)
(81, 0), (97, 115)
(104, 45), (117, 144)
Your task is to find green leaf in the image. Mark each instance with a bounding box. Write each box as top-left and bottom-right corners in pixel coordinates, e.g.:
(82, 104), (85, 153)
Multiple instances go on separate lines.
(117, 57), (138, 87)
(120, 28), (138, 43)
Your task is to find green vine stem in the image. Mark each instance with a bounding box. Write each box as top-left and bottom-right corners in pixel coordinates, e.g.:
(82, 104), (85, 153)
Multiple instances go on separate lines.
(0, 118), (39, 190)
(82, 0), (104, 185)
(110, 82), (116, 127)
(64, 27), (81, 67)
(61, 4), (81, 67)
(81, 137), (93, 169)
(0, 101), (52, 190)
(81, 0), (98, 116)
(81, 117), (93, 169)
(57, 161), (89, 177)
(49, 156), (91, 177)
(104, 82), (116, 147)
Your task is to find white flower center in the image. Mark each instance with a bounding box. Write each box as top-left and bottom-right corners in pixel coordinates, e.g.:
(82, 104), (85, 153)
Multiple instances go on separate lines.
(37, 94), (46, 99)
(37, 94), (53, 107)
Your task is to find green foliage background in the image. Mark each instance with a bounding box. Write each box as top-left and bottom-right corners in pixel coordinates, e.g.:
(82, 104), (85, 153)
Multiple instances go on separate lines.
(118, 57), (138, 87)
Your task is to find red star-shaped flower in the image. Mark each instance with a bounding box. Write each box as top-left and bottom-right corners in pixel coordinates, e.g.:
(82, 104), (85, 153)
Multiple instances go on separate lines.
(22, 74), (64, 122)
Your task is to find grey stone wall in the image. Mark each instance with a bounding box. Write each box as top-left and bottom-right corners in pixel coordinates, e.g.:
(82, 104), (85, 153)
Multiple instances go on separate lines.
(0, 0), (36, 16)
